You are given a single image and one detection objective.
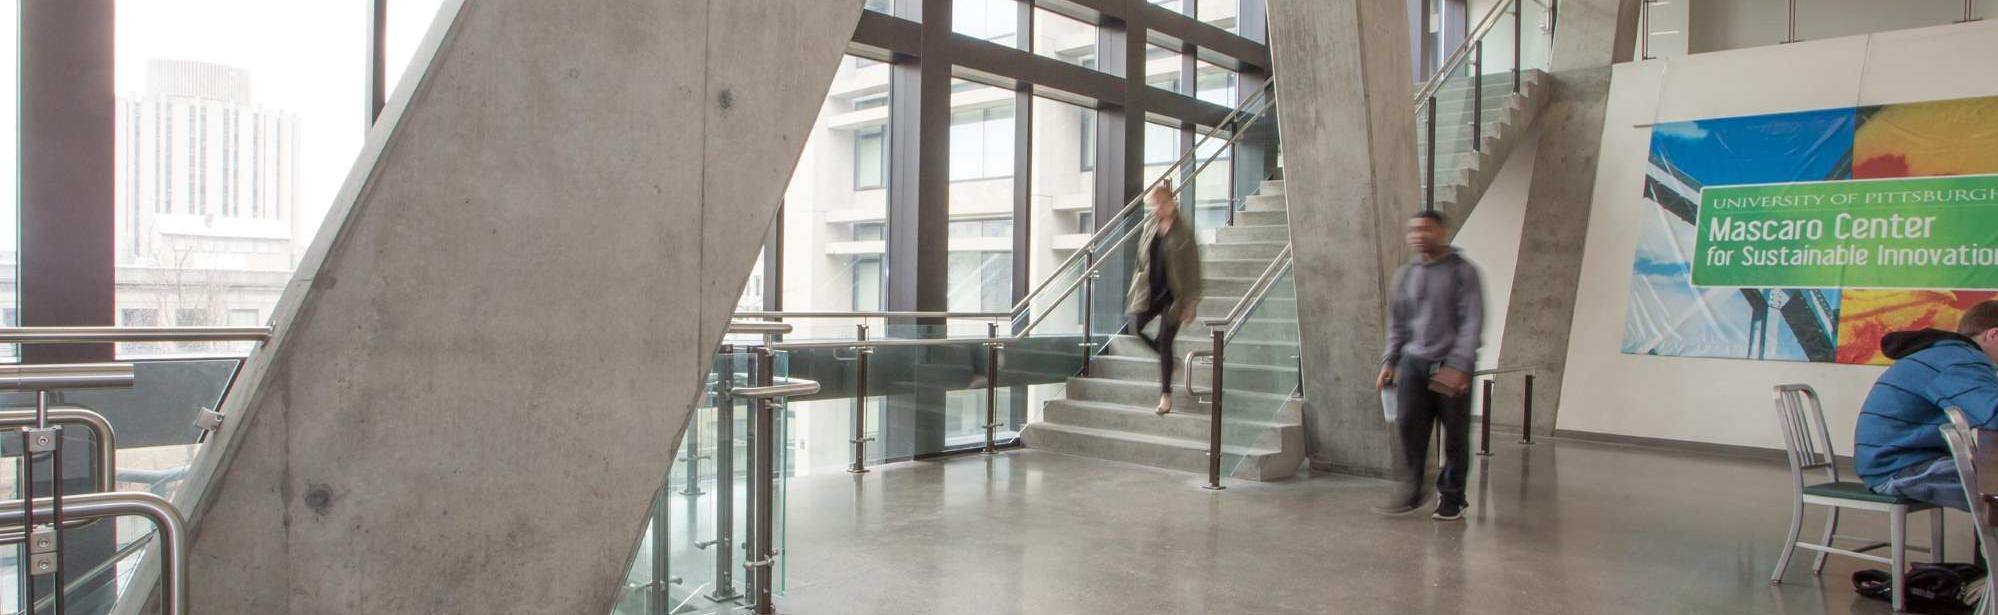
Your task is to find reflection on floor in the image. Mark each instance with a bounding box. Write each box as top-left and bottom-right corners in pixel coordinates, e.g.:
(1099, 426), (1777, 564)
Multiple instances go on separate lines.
(772, 438), (1964, 615)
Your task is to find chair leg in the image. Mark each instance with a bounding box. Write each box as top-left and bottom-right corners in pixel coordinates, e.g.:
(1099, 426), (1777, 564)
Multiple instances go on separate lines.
(1934, 509), (1947, 563)
(1814, 507), (1841, 574)
(1892, 508), (1908, 612)
(1772, 498), (1805, 584)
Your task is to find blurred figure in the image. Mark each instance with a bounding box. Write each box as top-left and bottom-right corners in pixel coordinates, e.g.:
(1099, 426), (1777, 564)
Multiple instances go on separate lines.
(1374, 210), (1484, 521)
(1127, 181), (1203, 415)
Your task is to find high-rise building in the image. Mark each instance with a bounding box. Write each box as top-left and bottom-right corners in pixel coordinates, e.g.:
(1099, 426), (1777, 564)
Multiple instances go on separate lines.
(113, 60), (301, 342)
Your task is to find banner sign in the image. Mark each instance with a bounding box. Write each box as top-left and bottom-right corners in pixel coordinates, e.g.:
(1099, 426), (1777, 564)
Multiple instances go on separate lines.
(1692, 174), (1998, 290)
(1620, 95), (1998, 365)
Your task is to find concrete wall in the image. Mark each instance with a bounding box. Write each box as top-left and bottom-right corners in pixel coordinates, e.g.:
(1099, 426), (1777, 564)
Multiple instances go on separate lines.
(1268, 0), (1420, 477)
(1687, 0), (1969, 54)
(1452, 128), (1536, 376)
(172, 1), (864, 612)
(1556, 20), (1998, 453)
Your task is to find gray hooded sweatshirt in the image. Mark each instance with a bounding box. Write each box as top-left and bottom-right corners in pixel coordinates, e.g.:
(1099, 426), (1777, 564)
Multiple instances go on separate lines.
(1383, 248), (1484, 373)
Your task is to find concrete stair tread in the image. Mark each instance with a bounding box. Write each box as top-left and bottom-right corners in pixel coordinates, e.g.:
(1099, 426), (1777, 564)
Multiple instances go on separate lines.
(1024, 421), (1283, 457)
(1042, 399), (1301, 442)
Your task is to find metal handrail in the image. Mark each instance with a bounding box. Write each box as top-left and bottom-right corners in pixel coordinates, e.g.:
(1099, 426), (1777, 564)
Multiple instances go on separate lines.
(1412, 0), (1534, 111)
(1005, 78), (1278, 318)
(0, 364), (137, 391)
(736, 311), (1008, 320)
(16, 529), (159, 615)
(727, 321), (795, 335)
(1202, 244), (1293, 334)
(1182, 349), (1214, 398)
(0, 408), (118, 493)
(0, 492), (187, 615)
(732, 378), (821, 400)
(0, 326), (273, 344)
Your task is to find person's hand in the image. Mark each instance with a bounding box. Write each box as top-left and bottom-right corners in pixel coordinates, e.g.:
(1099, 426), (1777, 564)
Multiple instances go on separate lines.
(1376, 366), (1395, 391)
(1433, 366), (1471, 396)
(1180, 305), (1198, 325)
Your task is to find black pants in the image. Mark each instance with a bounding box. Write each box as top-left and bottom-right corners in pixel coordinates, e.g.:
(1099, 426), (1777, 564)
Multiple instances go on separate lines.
(1130, 302), (1181, 394)
(1393, 355), (1472, 508)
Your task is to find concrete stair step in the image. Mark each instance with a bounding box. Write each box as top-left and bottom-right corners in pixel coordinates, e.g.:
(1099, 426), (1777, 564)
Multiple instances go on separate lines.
(1019, 421), (1302, 480)
(1215, 225), (1289, 244)
(1237, 210), (1288, 227)
(1242, 194), (1288, 212)
(1257, 180), (1285, 196)
(1090, 354), (1298, 394)
(1203, 258), (1279, 278)
(1206, 241), (1286, 260)
(1041, 399), (1296, 443)
(1065, 375), (1292, 415)
(1197, 296), (1294, 319)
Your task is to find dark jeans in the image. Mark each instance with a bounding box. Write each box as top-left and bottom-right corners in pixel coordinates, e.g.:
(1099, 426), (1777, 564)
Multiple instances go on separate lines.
(1130, 302), (1182, 394)
(1392, 355), (1472, 508)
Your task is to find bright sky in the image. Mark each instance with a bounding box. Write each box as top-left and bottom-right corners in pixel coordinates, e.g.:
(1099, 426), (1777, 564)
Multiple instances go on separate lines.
(0, 0), (451, 259)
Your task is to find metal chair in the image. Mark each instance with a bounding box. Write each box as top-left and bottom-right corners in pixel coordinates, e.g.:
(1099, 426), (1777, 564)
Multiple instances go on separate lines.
(1770, 384), (1942, 612)
(1940, 410), (1995, 615)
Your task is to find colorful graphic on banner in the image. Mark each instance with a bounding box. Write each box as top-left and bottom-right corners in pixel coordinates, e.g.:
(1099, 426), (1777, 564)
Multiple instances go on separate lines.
(1621, 94), (1998, 364)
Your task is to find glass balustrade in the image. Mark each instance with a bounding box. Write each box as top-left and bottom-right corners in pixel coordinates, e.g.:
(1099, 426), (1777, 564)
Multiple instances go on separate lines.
(1416, 0), (1556, 211)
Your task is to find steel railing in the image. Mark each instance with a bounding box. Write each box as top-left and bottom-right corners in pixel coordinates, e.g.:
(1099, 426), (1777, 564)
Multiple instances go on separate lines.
(1414, 0), (1556, 211)
(1180, 243), (1294, 490)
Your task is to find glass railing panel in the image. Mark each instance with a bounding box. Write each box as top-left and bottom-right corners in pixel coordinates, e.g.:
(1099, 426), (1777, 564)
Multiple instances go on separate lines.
(1218, 263), (1300, 478)
(614, 347), (788, 615)
(1417, 58), (1474, 209)
(0, 357), (243, 615)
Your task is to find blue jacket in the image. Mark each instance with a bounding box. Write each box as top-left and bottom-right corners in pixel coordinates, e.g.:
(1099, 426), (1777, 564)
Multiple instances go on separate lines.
(1855, 329), (1998, 488)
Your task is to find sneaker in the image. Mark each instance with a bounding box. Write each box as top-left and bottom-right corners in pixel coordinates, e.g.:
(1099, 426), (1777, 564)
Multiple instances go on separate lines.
(1432, 500), (1466, 521)
(1371, 501), (1423, 517)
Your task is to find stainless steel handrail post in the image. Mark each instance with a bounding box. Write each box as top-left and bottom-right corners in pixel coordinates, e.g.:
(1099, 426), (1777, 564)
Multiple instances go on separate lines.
(1784, 0), (1798, 42)
(747, 347), (778, 615)
(1471, 42), (1484, 153)
(1203, 329), (1225, 491)
(678, 409), (706, 497)
(648, 484), (670, 615)
(1424, 100), (1438, 211)
(1512, 0), (1522, 93)
(0, 493), (188, 615)
(1640, 0), (1652, 59)
(1520, 373), (1537, 445)
(848, 324), (873, 475)
(1960, 0), (1980, 22)
(705, 345), (740, 603)
(1478, 378), (1495, 456)
(1080, 251), (1096, 366)
(981, 323), (1002, 456)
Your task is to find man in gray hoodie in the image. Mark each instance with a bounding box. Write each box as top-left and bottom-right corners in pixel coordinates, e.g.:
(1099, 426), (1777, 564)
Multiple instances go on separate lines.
(1374, 210), (1484, 521)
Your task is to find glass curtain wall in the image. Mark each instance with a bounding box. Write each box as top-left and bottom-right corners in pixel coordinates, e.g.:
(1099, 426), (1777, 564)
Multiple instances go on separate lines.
(2, 0), (17, 362)
(113, 1), (367, 357)
(1033, 8), (1099, 71)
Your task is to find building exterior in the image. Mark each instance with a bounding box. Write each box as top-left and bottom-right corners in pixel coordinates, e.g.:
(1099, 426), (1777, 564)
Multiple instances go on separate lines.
(113, 60), (301, 353)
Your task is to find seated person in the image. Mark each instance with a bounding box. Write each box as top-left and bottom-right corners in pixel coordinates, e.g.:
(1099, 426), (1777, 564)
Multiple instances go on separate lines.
(1857, 299), (1998, 510)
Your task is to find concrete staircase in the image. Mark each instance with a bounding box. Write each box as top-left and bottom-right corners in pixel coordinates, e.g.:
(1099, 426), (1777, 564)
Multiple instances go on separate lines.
(1021, 179), (1306, 481)
(1417, 69), (1551, 220)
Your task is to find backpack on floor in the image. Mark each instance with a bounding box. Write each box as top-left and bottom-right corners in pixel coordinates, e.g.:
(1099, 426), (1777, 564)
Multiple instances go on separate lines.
(1853, 563), (1986, 614)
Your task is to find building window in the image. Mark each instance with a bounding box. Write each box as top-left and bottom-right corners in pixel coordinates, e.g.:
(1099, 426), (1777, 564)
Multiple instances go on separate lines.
(854, 126), (887, 190)
(1079, 112), (1096, 172)
(852, 257), (884, 312)
(852, 223), (886, 242)
(121, 308), (161, 327)
(227, 308), (261, 326)
(175, 308), (212, 327)
(948, 105), (1015, 181)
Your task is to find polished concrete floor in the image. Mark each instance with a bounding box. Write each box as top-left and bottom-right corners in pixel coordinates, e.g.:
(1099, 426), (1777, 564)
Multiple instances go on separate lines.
(770, 437), (1973, 614)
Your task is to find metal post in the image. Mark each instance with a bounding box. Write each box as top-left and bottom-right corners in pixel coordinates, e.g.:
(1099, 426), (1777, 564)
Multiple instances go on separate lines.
(1080, 252), (1096, 366)
(648, 485), (670, 615)
(22, 389), (63, 612)
(748, 348), (778, 615)
(849, 324), (873, 474)
(1960, 0), (1980, 22)
(1640, 0), (1652, 59)
(1203, 329), (1226, 491)
(1471, 42), (1483, 153)
(678, 405), (705, 496)
(1424, 99), (1438, 212)
(982, 322), (1002, 455)
(1784, 0), (1798, 43)
(1512, 0), (1522, 93)
(705, 346), (739, 602)
(1477, 379), (1494, 456)
(1519, 373), (1537, 445)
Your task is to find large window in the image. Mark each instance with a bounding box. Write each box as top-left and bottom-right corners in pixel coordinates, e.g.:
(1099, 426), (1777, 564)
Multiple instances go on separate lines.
(1197, 60), (1238, 106)
(115, 2), (367, 356)
(1145, 45), (1186, 94)
(1200, 0), (1242, 33)
(1027, 97), (1096, 334)
(953, 0), (1021, 48)
(1, 0), (14, 361)
(773, 55), (892, 339)
(386, 0), (452, 98)
(1033, 8), (1099, 71)
(854, 127), (887, 189)
(947, 80), (1016, 325)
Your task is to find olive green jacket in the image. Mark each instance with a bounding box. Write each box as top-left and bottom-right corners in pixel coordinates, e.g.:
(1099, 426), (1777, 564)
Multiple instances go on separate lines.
(1126, 211), (1203, 316)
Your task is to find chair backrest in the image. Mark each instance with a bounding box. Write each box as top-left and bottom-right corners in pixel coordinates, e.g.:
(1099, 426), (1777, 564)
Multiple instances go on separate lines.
(1773, 384), (1839, 487)
(1938, 413), (1998, 566)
